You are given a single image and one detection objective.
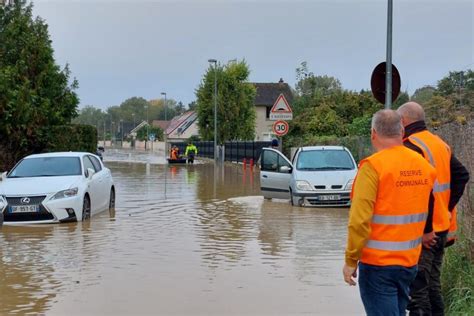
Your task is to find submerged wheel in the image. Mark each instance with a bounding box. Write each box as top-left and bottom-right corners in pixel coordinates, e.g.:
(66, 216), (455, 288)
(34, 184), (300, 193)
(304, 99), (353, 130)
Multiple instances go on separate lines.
(290, 188), (295, 206)
(109, 188), (115, 210)
(82, 196), (91, 221)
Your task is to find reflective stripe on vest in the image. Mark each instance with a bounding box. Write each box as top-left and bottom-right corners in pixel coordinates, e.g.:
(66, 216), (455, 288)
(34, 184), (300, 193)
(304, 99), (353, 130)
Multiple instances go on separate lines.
(433, 182), (450, 193)
(411, 136), (436, 167)
(366, 237), (423, 251)
(358, 146), (436, 267)
(409, 132), (451, 232)
(372, 212), (427, 225)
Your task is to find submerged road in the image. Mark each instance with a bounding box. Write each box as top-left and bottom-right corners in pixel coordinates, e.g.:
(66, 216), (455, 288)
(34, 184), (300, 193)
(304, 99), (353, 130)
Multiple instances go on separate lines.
(0, 151), (364, 315)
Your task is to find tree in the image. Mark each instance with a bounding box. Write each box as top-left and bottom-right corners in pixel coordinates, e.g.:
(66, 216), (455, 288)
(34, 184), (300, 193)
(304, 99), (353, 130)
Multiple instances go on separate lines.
(136, 126), (163, 141)
(196, 60), (256, 142)
(411, 86), (436, 105)
(0, 1), (79, 169)
(393, 91), (409, 108)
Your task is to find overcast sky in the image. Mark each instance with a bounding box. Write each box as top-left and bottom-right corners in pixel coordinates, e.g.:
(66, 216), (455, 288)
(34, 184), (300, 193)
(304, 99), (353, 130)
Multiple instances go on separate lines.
(32, 0), (473, 109)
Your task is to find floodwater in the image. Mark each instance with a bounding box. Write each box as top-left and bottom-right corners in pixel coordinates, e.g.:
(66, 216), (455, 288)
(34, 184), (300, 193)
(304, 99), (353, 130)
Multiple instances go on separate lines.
(0, 152), (364, 315)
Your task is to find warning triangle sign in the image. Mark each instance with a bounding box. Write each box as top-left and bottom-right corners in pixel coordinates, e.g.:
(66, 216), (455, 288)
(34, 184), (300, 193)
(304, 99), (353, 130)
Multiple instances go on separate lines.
(270, 94), (292, 113)
(269, 94), (293, 120)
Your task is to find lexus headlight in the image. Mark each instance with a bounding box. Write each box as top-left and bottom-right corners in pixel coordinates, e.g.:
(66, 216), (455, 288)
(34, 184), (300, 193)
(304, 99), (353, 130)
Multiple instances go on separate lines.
(345, 179), (355, 191)
(0, 195), (6, 205)
(296, 180), (313, 191)
(51, 187), (78, 200)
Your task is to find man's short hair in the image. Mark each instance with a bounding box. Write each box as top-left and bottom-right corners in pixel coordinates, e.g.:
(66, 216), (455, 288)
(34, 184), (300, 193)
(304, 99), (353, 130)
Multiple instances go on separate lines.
(371, 109), (403, 138)
(397, 102), (425, 123)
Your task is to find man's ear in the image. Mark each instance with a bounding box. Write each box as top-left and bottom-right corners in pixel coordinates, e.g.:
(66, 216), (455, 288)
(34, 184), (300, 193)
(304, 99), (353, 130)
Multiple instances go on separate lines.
(371, 128), (376, 141)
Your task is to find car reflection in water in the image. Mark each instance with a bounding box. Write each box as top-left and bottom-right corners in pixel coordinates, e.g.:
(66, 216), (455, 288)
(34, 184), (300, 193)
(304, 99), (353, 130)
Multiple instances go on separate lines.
(0, 207), (116, 315)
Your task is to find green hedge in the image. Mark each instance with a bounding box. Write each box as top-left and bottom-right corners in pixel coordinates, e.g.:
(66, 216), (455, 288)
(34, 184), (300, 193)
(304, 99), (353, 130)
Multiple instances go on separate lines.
(284, 135), (373, 163)
(42, 124), (97, 153)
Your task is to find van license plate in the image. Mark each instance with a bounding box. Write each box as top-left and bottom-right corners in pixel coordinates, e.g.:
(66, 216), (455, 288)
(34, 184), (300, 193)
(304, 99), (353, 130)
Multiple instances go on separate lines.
(319, 195), (340, 201)
(10, 205), (39, 213)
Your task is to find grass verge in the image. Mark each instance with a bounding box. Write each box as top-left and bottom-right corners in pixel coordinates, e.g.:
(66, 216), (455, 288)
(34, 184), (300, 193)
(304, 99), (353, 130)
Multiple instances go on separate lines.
(441, 235), (474, 314)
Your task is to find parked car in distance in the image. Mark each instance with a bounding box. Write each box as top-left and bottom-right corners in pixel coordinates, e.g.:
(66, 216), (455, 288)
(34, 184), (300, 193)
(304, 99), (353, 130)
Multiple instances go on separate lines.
(0, 152), (115, 224)
(259, 146), (357, 207)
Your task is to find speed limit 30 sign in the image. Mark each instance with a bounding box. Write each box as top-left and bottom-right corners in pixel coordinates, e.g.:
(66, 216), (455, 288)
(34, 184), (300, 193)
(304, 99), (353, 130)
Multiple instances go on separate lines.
(272, 120), (289, 136)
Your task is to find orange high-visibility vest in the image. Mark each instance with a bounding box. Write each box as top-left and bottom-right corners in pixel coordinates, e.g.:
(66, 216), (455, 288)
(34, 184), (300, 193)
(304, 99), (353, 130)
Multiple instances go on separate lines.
(358, 145), (436, 267)
(408, 130), (451, 233)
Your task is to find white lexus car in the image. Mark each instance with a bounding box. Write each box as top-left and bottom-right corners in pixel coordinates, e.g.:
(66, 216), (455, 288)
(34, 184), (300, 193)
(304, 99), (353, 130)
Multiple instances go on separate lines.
(0, 152), (115, 224)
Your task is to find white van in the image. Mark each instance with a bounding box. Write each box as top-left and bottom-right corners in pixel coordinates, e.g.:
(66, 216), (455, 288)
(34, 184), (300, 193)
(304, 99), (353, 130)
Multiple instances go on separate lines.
(259, 146), (358, 207)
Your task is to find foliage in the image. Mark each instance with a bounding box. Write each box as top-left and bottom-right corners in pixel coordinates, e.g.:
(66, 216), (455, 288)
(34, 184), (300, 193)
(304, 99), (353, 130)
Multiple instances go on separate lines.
(288, 63), (382, 147)
(441, 234), (474, 315)
(196, 60), (256, 143)
(43, 124), (97, 154)
(412, 86), (436, 104)
(0, 1), (79, 170)
(136, 125), (163, 142)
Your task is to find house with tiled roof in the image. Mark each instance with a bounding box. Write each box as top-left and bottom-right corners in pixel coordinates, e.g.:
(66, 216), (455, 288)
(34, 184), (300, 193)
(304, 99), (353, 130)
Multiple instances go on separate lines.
(252, 78), (293, 141)
(165, 111), (199, 141)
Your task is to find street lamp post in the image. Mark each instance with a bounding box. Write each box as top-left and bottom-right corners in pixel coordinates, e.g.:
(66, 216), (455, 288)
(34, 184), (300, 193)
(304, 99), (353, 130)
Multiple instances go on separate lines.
(145, 105), (149, 150)
(161, 92), (167, 121)
(161, 92), (168, 156)
(208, 59), (218, 162)
(120, 119), (124, 147)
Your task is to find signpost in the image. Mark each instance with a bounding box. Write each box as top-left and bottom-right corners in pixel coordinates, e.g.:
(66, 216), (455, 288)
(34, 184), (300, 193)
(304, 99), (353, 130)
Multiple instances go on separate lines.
(370, 61), (401, 106)
(269, 94), (293, 121)
(272, 120), (289, 137)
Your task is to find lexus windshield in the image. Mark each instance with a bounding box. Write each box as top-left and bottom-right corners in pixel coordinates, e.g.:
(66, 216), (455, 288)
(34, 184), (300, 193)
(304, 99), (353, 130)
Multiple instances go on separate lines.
(8, 157), (82, 178)
(296, 150), (355, 171)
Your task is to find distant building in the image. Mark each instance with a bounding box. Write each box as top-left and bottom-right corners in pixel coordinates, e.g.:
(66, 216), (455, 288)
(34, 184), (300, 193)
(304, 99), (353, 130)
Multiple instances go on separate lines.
(165, 111), (199, 142)
(152, 120), (171, 131)
(252, 78), (293, 141)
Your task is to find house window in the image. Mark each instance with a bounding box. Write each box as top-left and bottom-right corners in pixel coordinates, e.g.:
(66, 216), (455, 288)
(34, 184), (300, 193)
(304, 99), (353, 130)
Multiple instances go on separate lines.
(266, 106), (271, 119)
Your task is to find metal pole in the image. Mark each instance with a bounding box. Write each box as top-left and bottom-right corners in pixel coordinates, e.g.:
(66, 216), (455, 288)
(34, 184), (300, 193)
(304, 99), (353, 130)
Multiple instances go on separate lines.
(120, 120), (124, 147)
(146, 105), (149, 150)
(385, 0), (393, 109)
(103, 121), (106, 147)
(213, 64), (218, 162)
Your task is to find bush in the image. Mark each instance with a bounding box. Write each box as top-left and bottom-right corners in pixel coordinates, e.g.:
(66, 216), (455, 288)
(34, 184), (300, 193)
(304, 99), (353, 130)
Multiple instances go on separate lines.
(284, 134), (372, 163)
(42, 124), (97, 153)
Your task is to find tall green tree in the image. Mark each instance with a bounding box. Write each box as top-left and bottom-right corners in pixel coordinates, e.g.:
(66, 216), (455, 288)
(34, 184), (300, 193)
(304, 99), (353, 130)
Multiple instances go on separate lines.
(196, 60), (256, 142)
(0, 1), (79, 168)
(411, 86), (436, 105)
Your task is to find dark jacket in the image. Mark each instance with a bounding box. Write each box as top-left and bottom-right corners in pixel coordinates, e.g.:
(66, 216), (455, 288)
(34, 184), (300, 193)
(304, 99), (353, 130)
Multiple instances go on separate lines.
(403, 121), (470, 235)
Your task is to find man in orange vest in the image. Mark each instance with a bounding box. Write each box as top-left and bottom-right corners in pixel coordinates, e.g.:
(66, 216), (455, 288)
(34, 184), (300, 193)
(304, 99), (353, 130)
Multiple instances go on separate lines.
(343, 109), (437, 315)
(397, 102), (469, 316)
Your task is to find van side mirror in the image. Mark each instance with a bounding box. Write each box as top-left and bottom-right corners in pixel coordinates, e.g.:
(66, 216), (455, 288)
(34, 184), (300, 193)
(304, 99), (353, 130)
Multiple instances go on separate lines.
(1, 172), (7, 181)
(280, 165), (292, 173)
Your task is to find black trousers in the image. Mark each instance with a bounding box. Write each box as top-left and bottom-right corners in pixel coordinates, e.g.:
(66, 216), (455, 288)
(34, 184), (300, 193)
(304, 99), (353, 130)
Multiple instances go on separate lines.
(408, 235), (447, 316)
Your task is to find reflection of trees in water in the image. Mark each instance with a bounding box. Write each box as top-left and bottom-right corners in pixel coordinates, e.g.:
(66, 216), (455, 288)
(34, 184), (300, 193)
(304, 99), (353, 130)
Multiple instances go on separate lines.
(0, 215), (116, 314)
(291, 208), (349, 286)
(196, 202), (250, 267)
(258, 201), (294, 257)
(194, 163), (261, 270)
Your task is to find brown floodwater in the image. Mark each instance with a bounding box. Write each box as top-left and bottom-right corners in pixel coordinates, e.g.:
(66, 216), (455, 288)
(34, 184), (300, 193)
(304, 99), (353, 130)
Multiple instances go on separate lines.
(0, 156), (364, 315)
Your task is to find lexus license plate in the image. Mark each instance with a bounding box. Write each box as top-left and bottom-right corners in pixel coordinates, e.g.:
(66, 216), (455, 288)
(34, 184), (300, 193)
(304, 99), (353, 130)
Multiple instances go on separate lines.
(319, 195), (340, 201)
(10, 205), (39, 213)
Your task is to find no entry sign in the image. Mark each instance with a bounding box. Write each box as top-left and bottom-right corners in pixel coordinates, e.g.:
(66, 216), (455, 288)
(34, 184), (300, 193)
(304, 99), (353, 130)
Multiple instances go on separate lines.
(272, 120), (289, 137)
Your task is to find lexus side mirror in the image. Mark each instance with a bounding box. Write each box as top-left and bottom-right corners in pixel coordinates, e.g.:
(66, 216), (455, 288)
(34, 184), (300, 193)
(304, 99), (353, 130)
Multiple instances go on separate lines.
(86, 168), (95, 179)
(1, 171), (8, 181)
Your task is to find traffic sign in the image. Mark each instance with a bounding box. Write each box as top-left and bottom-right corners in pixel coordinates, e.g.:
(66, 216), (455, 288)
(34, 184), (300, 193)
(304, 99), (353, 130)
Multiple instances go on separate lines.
(272, 120), (289, 137)
(370, 62), (401, 104)
(269, 94), (293, 121)
(149, 133), (156, 141)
